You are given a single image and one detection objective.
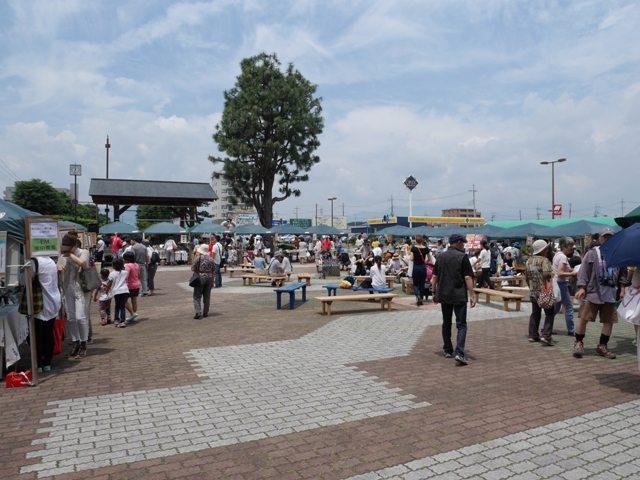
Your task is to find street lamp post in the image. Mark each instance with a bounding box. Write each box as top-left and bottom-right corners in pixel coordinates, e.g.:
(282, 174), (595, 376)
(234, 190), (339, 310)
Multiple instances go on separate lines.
(328, 197), (337, 227)
(540, 158), (566, 219)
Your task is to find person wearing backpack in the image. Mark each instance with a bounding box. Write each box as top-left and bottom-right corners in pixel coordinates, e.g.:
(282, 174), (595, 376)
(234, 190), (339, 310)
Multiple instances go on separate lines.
(146, 240), (159, 296)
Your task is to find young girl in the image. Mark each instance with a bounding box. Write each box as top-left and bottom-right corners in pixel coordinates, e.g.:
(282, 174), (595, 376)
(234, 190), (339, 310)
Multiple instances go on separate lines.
(123, 252), (141, 323)
(108, 258), (129, 328)
(93, 268), (112, 325)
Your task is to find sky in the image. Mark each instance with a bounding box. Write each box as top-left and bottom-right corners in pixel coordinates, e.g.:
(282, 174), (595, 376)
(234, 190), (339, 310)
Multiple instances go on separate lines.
(1, 0), (639, 225)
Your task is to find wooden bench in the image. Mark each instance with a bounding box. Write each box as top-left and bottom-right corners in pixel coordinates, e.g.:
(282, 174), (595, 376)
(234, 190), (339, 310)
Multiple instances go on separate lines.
(297, 273), (311, 286)
(322, 284), (394, 296)
(240, 273), (291, 286)
(354, 275), (395, 289)
(229, 267), (254, 278)
(474, 288), (524, 312)
(401, 277), (413, 295)
(315, 293), (398, 316)
(492, 276), (527, 289)
(274, 282), (307, 310)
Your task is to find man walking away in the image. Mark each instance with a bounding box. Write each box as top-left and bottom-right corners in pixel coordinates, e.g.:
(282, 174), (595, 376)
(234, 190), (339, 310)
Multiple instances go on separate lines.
(210, 235), (224, 288)
(431, 233), (476, 366)
(131, 236), (149, 296)
(164, 235), (177, 265)
(95, 236), (105, 263)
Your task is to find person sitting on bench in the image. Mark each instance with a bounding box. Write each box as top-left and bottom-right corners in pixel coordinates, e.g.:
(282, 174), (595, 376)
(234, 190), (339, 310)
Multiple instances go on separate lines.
(253, 251), (266, 275)
(268, 251), (286, 286)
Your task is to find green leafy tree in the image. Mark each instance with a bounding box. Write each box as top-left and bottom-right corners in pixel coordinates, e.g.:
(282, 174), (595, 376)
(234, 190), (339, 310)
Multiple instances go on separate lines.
(209, 53), (323, 227)
(13, 179), (67, 214)
(136, 205), (177, 230)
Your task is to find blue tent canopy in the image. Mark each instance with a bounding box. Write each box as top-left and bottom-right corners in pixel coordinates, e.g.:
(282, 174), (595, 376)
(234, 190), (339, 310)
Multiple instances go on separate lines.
(266, 224), (307, 235)
(190, 222), (227, 235)
(495, 223), (558, 239)
(0, 199), (39, 242)
(99, 221), (139, 235)
(144, 222), (188, 235)
(306, 225), (344, 236)
(230, 224), (269, 235)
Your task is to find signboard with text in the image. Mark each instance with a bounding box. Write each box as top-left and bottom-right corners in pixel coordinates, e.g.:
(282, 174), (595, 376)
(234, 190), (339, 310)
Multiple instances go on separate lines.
(28, 217), (60, 257)
(290, 218), (312, 228)
(553, 204), (562, 216)
(404, 175), (418, 191)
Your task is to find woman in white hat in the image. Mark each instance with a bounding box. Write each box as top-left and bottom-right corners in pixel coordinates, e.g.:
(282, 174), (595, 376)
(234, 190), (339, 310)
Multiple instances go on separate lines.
(525, 239), (556, 345)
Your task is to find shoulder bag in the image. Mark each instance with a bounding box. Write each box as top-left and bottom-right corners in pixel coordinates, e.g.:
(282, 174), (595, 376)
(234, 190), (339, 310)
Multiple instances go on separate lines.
(80, 263), (102, 292)
(618, 286), (640, 325)
(537, 279), (556, 309)
(189, 257), (201, 288)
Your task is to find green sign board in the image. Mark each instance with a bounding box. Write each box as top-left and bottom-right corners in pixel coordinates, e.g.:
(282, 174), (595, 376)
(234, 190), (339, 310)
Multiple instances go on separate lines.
(289, 218), (312, 228)
(32, 237), (59, 254)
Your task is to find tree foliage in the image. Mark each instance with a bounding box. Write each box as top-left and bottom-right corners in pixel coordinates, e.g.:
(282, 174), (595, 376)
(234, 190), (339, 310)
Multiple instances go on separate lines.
(13, 179), (68, 215)
(209, 53), (323, 227)
(135, 205), (178, 230)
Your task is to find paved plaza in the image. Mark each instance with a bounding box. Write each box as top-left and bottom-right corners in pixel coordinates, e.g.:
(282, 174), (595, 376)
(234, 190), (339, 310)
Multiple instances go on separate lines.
(2, 265), (640, 479)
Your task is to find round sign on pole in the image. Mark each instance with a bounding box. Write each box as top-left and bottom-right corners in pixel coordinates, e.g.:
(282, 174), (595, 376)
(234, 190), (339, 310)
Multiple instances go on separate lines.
(71, 199), (78, 206)
(404, 175), (418, 191)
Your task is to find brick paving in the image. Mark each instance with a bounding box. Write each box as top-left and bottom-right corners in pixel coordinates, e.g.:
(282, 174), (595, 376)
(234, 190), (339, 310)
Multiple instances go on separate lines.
(2, 265), (639, 479)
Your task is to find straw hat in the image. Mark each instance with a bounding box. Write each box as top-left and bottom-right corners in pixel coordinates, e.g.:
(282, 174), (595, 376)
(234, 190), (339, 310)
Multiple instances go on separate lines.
(197, 244), (209, 256)
(532, 240), (548, 255)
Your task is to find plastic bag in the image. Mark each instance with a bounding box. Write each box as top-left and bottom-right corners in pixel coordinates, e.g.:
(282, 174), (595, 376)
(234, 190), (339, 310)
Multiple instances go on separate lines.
(552, 278), (561, 303)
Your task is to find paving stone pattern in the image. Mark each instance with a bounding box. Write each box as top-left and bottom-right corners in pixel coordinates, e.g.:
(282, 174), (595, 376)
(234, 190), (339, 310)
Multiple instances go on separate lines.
(344, 398), (640, 480)
(21, 304), (528, 477)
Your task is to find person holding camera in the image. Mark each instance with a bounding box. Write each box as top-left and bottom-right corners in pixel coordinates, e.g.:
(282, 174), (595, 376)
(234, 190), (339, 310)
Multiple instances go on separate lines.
(574, 227), (629, 359)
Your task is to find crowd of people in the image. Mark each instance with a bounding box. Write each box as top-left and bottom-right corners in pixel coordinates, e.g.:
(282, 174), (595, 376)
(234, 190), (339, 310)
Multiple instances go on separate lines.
(24, 226), (637, 372)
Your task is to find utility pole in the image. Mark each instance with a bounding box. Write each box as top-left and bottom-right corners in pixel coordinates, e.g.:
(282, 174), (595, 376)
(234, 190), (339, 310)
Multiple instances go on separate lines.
(594, 205), (600, 217)
(568, 203), (572, 219)
(342, 203), (345, 216)
(491, 212), (495, 222)
(105, 135), (110, 223)
(519, 210), (522, 220)
(319, 208), (323, 216)
(294, 206), (299, 219)
(469, 184), (477, 214)
(388, 195), (394, 217)
(536, 205), (541, 220)
(315, 203), (318, 226)
(622, 198), (625, 216)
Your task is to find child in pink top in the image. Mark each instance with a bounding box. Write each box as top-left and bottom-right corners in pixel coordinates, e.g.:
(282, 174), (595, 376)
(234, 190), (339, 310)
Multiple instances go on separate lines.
(123, 252), (141, 323)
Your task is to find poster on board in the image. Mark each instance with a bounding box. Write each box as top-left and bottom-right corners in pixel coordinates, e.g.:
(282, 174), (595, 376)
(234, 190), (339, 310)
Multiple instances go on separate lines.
(26, 216), (60, 257)
(0, 231), (6, 287)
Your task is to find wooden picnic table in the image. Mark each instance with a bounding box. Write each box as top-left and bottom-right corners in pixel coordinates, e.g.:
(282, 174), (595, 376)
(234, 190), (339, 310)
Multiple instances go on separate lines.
(493, 276), (527, 289)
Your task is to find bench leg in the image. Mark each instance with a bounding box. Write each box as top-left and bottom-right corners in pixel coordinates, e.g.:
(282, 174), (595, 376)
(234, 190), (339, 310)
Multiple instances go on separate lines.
(515, 300), (521, 312)
(289, 292), (295, 310)
(485, 293), (490, 303)
(321, 302), (326, 314)
(302, 286), (307, 303)
(502, 299), (508, 311)
(276, 292), (282, 310)
(327, 302), (332, 316)
(387, 300), (392, 311)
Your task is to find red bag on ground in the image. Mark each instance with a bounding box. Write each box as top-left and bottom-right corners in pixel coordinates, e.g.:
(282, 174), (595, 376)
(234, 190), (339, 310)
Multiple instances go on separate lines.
(53, 319), (65, 356)
(6, 371), (33, 388)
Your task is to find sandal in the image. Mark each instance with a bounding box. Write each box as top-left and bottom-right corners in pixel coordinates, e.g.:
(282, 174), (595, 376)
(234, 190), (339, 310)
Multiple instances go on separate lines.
(116, 322), (127, 328)
(75, 345), (87, 359)
(101, 321), (107, 326)
(67, 345), (80, 358)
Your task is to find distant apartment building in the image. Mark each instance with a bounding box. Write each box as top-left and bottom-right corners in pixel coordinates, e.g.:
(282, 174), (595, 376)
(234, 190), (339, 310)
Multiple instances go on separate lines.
(210, 174), (256, 220)
(441, 208), (482, 218)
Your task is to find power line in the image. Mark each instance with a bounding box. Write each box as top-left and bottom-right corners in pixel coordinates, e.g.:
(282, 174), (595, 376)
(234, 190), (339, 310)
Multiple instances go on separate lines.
(0, 158), (21, 182)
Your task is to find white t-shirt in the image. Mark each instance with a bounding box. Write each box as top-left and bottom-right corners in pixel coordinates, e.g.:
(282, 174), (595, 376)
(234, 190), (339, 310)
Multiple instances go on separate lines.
(32, 257), (61, 321)
(370, 264), (387, 289)
(373, 247), (382, 257)
(282, 257), (292, 273)
(96, 239), (105, 253)
(479, 249), (491, 269)
(211, 242), (223, 265)
(552, 251), (570, 283)
(108, 270), (129, 296)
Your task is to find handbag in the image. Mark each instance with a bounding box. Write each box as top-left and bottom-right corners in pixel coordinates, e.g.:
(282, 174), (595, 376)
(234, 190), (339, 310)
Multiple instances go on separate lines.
(53, 318), (66, 356)
(537, 279), (556, 309)
(19, 258), (43, 315)
(6, 370), (33, 388)
(80, 265), (102, 292)
(617, 286), (640, 325)
(189, 258), (201, 288)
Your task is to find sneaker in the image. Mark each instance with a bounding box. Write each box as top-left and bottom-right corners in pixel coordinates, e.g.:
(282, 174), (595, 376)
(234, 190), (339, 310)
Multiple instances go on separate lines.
(87, 338), (94, 345)
(573, 340), (584, 358)
(529, 338), (540, 343)
(194, 313), (202, 320)
(126, 313), (139, 323)
(596, 344), (616, 359)
(454, 355), (468, 366)
(43, 366), (51, 372)
(540, 338), (555, 347)
(37, 367), (43, 373)
(444, 352), (453, 358)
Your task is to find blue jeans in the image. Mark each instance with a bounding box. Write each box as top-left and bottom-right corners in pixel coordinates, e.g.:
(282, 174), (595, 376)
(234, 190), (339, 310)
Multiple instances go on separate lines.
(213, 263), (222, 288)
(441, 303), (468, 357)
(554, 281), (574, 334)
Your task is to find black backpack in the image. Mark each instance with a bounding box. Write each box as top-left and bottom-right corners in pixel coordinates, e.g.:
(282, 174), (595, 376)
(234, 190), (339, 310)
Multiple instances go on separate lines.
(151, 251), (160, 264)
